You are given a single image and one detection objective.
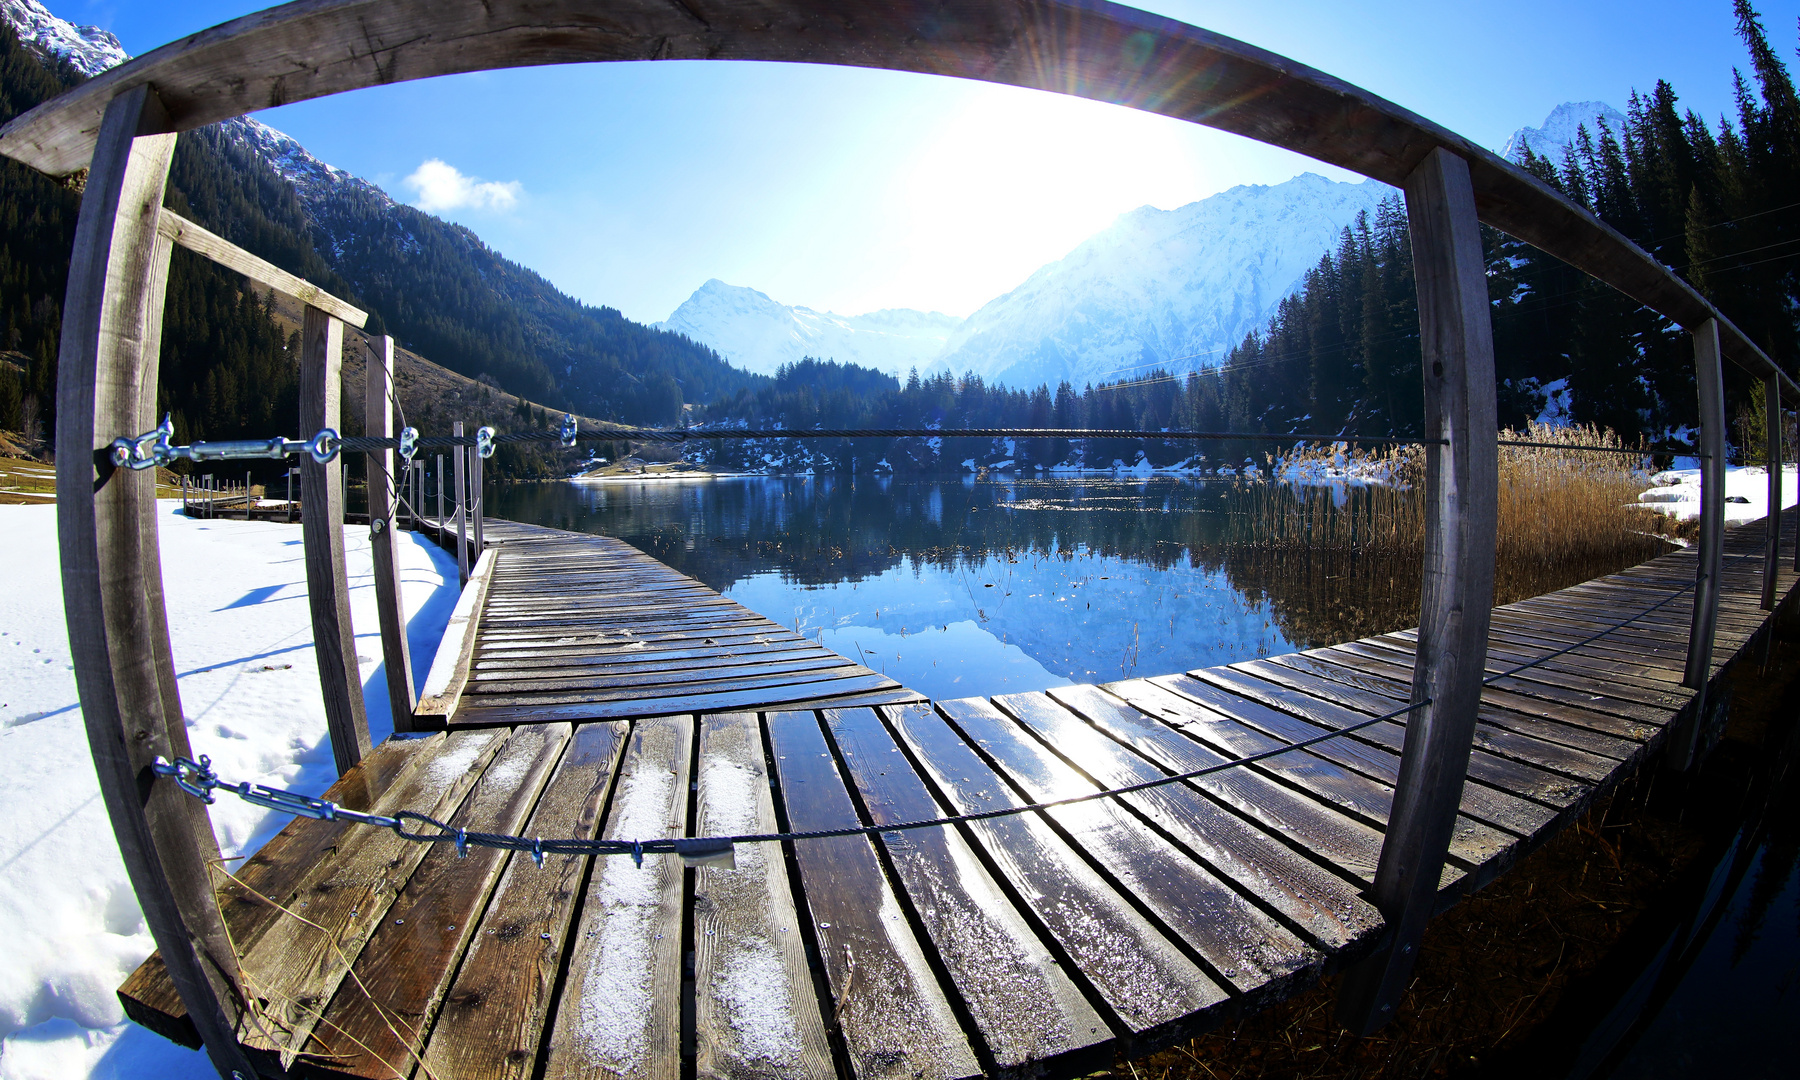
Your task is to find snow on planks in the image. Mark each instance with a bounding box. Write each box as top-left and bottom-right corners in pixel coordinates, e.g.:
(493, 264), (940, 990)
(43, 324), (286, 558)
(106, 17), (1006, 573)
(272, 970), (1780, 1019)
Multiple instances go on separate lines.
(118, 514), (1799, 1078)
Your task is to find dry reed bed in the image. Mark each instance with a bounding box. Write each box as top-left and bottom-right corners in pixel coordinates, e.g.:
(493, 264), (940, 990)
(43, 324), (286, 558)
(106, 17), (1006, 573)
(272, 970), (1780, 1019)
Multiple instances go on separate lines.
(1229, 423), (1667, 589)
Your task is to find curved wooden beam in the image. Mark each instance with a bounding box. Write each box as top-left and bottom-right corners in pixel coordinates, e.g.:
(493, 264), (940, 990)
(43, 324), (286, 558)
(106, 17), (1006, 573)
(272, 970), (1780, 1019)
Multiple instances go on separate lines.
(0, 0), (1790, 389)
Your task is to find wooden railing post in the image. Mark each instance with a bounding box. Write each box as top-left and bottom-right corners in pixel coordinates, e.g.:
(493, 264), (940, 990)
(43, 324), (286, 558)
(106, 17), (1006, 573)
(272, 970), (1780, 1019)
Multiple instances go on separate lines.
(55, 84), (259, 1080)
(453, 421), (470, 586)
(365, 335), (417, 730)
(1763, 372), (1781, 611)
(1336, 146), (1498, 1034)
(300, 304), (371, 775)
(1670, 320), (1727, 771)
(436, 453), (446, 530)
(472, 439), (485, 555)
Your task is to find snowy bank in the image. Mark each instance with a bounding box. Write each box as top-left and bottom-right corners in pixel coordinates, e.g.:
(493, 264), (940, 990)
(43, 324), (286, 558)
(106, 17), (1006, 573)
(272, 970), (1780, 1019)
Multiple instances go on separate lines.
(0, 502), (460, 1079)
(1638, 464), (1799, 524)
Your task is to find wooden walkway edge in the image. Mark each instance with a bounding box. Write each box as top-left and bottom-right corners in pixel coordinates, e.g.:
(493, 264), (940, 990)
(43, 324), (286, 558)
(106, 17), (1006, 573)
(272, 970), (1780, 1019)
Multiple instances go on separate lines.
(118, 512), (1798, 1079)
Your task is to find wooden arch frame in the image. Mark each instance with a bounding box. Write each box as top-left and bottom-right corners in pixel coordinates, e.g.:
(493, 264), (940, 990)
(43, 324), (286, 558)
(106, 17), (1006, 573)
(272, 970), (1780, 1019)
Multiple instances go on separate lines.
(7, 2), (1787, 1074)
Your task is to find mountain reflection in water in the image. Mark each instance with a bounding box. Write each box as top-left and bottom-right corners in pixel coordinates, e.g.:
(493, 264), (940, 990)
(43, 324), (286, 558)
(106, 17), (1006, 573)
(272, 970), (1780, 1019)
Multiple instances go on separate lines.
(483, 474), (1633, 701)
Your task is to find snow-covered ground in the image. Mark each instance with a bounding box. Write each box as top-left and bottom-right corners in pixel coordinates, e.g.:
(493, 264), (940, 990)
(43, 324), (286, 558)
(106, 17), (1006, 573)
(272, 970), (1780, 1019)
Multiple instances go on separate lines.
(1638, 463), (1800, 524)
(0, 502), (460, 1079)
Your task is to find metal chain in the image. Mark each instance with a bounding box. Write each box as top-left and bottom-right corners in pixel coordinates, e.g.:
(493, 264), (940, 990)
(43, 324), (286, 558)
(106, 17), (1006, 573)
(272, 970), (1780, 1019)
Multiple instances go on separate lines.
(156, 693), (1430, 868)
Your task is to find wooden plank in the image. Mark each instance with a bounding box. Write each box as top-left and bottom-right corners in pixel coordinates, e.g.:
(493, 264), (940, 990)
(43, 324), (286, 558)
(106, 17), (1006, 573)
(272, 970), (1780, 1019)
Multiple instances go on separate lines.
(765, 709), (983, 1080)
(875, 702), (1229, 1039)
(301, 303), (371, 775)
(822, 707), (1113, 1076)
(415, 548), (498, 722)
(366, 334), (417, 730)
(1773, 373), (1787, 609)
(53, 84), (258, 1080)
(1339, 146), (1500, 1034)
(465, 655), (859, 696)
(120, 735), (442, 1046)
(1233, 659), (1610, 790)
(990, 691), (1383, 953)
(156, 209), (367, 325)
(1272, 651), (1641, 763)
(1304, 645), (1660, 744)
(300, 723), (572, 1078)
(934, 697), (1319, 1001)
(1196, 666), (1572, 829)
(232, 729), (507, 1061)
(452, 671), (905, 723)
(430, 721), (630, 1080)
(1046, 684), (1402, 890)
(1107, 678), (1512, 872)
(690, 713), (836, 1080)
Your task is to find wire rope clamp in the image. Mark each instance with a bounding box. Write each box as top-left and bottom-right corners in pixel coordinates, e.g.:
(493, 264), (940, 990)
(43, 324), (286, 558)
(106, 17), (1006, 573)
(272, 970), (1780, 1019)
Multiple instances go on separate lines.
(398, 426), (419, 462)
(531, 837), (545, 868)
(476, 426), (496, 459)
(673, 837), (737, 870)
(307, 428), (342, 464)
(560, 413), (578, 448)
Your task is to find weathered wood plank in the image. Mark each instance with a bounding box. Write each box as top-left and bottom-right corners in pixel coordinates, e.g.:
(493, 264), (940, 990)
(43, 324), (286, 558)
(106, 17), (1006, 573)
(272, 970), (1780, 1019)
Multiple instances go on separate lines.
(54, 85), (258, 1079)
(119, 733), (440, 1048)
(822, 707), (1113, 1077)
(990, 691), (1384, 953)
(301, 303), (371, 775)
(234, 729), (507, 1061)
(431, 721), (630, 1080)
(935, 697), (1319, 1002)
(414, 548), (498, 723)
(877, 702), (1230, 1039)
(690, 713), (837, 1080)
(157, 209), (366, 325)
(366, 334), (416, 730)
(765, 709), (983, 1080)
(1045, 684), (1403, 890)
(301, 723), (572, 1078)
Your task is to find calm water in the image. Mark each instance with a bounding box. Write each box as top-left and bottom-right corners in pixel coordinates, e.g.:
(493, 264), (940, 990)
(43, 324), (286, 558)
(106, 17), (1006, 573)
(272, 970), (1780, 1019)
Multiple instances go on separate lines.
(483, 474), (1417, 700)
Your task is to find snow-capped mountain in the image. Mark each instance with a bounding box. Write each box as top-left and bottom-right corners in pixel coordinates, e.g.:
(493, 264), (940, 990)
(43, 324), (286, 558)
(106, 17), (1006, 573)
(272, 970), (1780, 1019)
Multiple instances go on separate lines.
(937, 173), (1392, 389)
(2, 0), (390, 214)
(667, 175), (1392, 389)
(658, 280), (960, 378)
(0, 0), (123, 75)
(1503, 101), (1627, 163)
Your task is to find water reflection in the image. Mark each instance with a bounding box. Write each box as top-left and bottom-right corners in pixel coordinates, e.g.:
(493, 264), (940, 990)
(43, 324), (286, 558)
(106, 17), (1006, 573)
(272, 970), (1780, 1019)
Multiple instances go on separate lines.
(483, 475), (1643, 700)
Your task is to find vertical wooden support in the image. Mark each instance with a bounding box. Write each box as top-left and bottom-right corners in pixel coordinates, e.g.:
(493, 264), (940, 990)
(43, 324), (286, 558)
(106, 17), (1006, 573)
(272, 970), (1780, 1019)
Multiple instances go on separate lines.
(55, 85), (259, 1080)
(453, 422), (470, 586)
(1763, 373), (1781, 611)
(365, 336), (417, 730)
(1670, 321), (1727, 771)
(300, 304), (371, 775)
(436, 453), (446, 529)
(472, 442), (485, 555)
(1337, 147), (1499, 1035)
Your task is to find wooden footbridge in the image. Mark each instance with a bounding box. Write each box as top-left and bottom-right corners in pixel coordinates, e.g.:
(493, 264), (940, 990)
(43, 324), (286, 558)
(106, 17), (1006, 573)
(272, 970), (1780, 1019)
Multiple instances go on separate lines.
(13, 2), (1800, 1078)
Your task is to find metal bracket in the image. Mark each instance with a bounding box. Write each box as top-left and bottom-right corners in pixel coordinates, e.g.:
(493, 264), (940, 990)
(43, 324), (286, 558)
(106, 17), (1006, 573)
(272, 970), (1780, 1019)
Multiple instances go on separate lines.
(475, 426), (496, 459)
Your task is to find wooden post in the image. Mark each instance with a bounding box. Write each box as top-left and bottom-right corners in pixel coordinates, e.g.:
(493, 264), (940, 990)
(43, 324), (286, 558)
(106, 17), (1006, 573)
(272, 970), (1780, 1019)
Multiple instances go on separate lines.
(436, 453), (446, 530)
(1764, 373), (1781, 611)
(472, 440), (485, 555)
(453, 422), (470, 586)
(243, 469), (251, 521)
(1669, 321), (1728, 771)
(286, 467), (294, 523)
(300, 304), (371, 775)
(365, 336), (417, 730)
(54, 85), (259, 1080)
(1336, 147), (1499, 1035)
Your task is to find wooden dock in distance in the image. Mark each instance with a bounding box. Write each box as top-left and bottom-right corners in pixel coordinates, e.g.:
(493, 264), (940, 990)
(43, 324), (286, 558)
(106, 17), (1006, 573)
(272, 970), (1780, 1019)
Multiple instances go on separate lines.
(116, 510), (1798, 1078)
(414, 517), (927, 725)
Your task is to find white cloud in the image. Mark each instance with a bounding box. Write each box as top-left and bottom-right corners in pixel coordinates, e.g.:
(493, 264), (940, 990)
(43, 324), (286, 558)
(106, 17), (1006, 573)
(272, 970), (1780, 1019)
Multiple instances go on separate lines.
(402, 158), (522, 213)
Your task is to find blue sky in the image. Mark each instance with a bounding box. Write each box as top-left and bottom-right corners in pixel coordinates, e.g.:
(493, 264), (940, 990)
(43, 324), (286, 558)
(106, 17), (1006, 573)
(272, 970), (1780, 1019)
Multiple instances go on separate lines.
(51, 0), (1800, 324)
